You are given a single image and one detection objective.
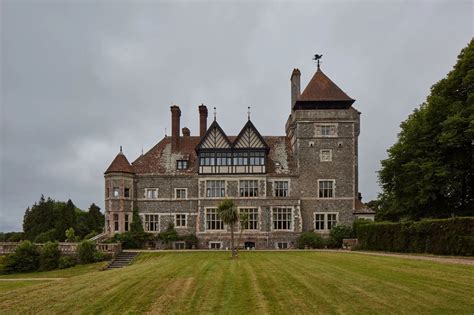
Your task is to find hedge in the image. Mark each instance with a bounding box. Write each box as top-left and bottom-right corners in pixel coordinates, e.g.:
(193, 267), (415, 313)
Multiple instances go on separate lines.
(355, 217), (474, 256)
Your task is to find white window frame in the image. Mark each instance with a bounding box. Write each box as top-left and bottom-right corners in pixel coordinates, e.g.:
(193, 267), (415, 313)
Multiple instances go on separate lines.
(275, 242), (289, 249)
(318, 179), (335, 199)
(143, 214), (160, 232)
(205, 208), (224, 231)
(314, 212), (339, 232)
(174, 188), (188, 199)
(206, 180), (226, 198)
(176, 160), (188, 170)
(113, 187), (120, 198)
(175, 214), (187, 228)
(145, 188), (158, 199)
(239, 180), (259, 197)
(271, 207), (294, 231)
(173, 241), (186, 249)
(209, 241), (223, 249)
(320, 149), (332, 162)
(273, 180), (289, 197)
(316, 123), (337, 137)
(238, 207), (259, 230)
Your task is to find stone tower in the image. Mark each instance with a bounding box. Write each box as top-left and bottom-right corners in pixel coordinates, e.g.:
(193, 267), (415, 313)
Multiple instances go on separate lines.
(286, 65), (360, 229)
(104, 147), (135, 234)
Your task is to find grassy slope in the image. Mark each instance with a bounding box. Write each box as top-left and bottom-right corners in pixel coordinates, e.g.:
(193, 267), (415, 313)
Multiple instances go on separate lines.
(0, 252), (473, 314)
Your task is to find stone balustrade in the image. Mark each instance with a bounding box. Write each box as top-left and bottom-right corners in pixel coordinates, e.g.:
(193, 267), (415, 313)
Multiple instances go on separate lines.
(0, 242), (121, 257)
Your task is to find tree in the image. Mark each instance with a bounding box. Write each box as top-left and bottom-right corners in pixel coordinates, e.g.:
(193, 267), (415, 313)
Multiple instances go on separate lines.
(130, 206), (144, 233)
(236, 212), (249, 255)
(65, 227), (76, 242)
(378, 39), (474, 221)
(217, 198), (238, 258)
(39, 241), (61, 271)
(87, 203), (104, 233)
(3, 241), (40, 273)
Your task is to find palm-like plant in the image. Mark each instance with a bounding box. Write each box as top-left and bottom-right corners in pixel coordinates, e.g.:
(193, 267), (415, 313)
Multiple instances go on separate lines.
(237, 213), (249, 255)
(217, 198), (238, 258)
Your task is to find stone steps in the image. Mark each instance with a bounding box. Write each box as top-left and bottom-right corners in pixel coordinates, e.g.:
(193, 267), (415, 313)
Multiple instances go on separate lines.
(105, 252), (138, 270)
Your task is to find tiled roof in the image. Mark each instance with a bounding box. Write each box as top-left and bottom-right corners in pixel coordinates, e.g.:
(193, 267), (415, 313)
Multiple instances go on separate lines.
(297, 68), (354, 103)
(130, 135), (295, 175)
(354, 199), (376, 214)
(105, 152), (135, 174)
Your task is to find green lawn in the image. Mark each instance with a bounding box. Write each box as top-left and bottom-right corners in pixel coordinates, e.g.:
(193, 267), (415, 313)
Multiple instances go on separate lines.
(0, 252), (473, 314)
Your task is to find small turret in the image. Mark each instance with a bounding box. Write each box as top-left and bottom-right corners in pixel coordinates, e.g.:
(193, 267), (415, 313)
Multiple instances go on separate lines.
(104, 147), (135, 235)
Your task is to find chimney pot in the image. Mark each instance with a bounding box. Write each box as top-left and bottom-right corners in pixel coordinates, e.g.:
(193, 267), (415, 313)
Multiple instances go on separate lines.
(198, 104), (208, 138)
(358, 192), (362, 201)
(182, 127), (190, 137)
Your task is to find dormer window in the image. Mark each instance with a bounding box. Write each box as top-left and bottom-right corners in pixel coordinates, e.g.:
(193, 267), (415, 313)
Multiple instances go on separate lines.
(176, 160), (188, 170)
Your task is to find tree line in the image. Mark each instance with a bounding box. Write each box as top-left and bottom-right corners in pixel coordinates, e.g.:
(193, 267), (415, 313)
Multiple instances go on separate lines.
(0, 195), (104, 242)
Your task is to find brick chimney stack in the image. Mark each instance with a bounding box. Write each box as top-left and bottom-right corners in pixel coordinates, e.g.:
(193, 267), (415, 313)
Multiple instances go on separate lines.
(182, 127), (190, 137)
(290, 68), (301, 110)
(170, 105), (181, 151)
(198, 104), (208, 138)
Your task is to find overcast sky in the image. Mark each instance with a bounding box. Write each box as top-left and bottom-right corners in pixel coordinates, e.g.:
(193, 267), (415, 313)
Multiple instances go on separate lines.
(1, 1), (472, 232)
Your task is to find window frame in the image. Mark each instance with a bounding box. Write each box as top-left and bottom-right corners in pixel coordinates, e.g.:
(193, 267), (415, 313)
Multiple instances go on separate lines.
(145, 188), (158, 199)
(176, 160), (188, 170)
(206, 180), (226, 198)
(143, 214), (160, 232)
(314, 212), (339, 232)
(209, 241), (223, 249)
(273, 180), (289, 197)
(276, 242), (288, 249)
(239, 207), (259, 230)
(124, 214), (129, 232)
(205, 208), (224, 231)
(317, 123), (337, 137)
(113, 187), (120, 198)
(174, 188), (188, 199)
(175, 214), (187, 228)
(271, 207), (293, 231)
(318, 179), (335, 199)
(239, 180), (259, 197)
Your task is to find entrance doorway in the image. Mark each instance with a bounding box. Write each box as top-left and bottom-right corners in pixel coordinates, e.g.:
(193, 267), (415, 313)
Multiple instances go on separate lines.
(244, 241), (256, 249)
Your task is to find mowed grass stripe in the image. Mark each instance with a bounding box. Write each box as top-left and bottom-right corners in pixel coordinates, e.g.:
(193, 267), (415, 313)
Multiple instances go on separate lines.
(0, 251), (473, 314)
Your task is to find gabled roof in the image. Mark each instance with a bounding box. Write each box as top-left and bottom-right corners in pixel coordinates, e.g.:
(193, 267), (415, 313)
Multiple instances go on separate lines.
(294, 68), (355, 109)
(105, 151), (135, 174)
(131, 135), (294, 175)
(196, 120), (232, 150)
(354, 199), (376, 214)
(233, 120), (269, 150)
(133, 136), (200, 174)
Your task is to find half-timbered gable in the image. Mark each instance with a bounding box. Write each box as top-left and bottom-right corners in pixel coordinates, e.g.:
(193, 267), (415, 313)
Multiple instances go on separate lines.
(197, 120), (232, 150)
(233, 120), (269, 150)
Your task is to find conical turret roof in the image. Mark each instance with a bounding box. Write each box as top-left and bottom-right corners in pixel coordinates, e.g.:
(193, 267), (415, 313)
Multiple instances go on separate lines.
(294, 67), (355, 109)
(104, 149), (134, 174)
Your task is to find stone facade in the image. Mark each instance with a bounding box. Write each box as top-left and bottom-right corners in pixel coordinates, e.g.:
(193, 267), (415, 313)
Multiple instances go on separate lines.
(103, 65), (375, 249)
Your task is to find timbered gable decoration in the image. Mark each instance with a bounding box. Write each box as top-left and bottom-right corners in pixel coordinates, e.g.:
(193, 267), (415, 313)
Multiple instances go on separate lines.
(233, 120), (269, 150)
(196, 120), (232, 150)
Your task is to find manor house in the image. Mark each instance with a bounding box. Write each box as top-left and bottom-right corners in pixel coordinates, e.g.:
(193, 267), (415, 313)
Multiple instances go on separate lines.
(103, 64), (375, 249)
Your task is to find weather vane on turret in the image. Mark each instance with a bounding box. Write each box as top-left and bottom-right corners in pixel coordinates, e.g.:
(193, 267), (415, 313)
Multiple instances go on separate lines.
(313, 54), (323, 69)
(248, 106), (251, 121)
(214, 107), (217, 121)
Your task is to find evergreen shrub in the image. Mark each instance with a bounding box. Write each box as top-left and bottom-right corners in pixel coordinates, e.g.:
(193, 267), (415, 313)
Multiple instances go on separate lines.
(355, 217), (474, 256)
